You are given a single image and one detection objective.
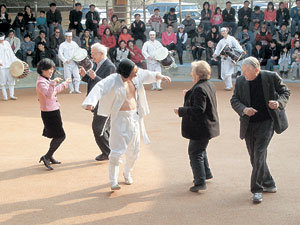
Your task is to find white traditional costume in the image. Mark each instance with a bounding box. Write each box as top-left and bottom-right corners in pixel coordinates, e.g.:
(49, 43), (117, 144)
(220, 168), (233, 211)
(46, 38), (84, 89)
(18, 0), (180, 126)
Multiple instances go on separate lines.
(214, 30), (243, 89)
(0, 35), (18, 100)
(58, 32), (81, 93)
(142, 31), (163, 90)
(82, 67), (156, 188)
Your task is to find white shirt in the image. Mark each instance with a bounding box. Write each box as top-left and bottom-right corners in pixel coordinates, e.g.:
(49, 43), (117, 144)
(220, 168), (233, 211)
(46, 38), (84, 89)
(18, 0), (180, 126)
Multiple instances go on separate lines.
(58, 40), (80, 64)
(214, 35), (243, 57)
(5, 37), (21, 53)
(0, 40), (17, 69)
(82, 69), (158, 144)
(142, 39), (163, 65)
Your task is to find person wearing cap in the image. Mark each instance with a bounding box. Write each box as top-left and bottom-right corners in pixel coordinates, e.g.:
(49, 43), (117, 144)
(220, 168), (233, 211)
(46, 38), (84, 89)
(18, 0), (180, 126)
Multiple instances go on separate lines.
(58, 32), (81, 94)
(82, 58), (171, 190)
(0, 32), (18, 100)
(182, 13), (196, 38)
(69, 3), (83, 37)
(231, 56), (290, 203)
(213, 27), (244, 90)
(176, 24), (187, 65)
(163, 8), (177, 32)
(142, 30), (164, 90)
(46, 3), (63, 37)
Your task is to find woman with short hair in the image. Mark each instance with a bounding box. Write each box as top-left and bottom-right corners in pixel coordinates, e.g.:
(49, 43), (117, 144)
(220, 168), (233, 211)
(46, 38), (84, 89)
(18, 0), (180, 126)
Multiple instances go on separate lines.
(174, 61), (220, 192)
(36, 58), (71, 170)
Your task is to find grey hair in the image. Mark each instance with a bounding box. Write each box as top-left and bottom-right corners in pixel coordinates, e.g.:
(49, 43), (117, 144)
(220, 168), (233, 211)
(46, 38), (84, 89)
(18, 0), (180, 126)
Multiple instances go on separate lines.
(242, 56), (260, 70)
(91, 43), (107, 58)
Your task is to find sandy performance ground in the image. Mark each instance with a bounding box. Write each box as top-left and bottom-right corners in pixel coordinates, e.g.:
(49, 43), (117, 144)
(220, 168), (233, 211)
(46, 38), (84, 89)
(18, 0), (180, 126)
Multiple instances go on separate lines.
(0, 82), (300, 225)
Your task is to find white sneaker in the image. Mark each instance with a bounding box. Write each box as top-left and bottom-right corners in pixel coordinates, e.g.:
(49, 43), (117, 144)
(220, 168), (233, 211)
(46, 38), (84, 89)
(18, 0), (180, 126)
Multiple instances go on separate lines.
(75, 90), (81, 94)
(151, 87), (157, 91)
(157, 87), (163, 91)
(111, 183), (121, 190)
(69, 90), (74, 94)
(10, 96), (18, 100)
(124, 176), (133, 185)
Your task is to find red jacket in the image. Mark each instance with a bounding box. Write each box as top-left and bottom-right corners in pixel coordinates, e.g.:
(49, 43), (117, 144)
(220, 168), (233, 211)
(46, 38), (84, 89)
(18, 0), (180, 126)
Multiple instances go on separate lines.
(98, 25), (110, 38)
(118, 33), (133, 44)
(128, 45), (144, 64)
(210, 13), (223, 25)
(101, 35), (116, 48)
(255, 32), (273, 45)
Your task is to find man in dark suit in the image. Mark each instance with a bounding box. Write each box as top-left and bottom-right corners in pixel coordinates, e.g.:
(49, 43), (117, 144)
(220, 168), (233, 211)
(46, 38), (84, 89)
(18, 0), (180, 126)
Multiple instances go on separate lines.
(69, 2), (83, 37)
(79, 43), (116, 161)
(231, 57), (290, 203)
(85, 4), (100, 39)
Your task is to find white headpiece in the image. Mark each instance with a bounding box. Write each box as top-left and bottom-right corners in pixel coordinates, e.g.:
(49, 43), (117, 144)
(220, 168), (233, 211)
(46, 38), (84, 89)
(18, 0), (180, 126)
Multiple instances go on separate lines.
(65, 32), (72, 37)
(221, 27), (228, 32)
(0, 35), (5, 40)
(149, 31), (156, 35)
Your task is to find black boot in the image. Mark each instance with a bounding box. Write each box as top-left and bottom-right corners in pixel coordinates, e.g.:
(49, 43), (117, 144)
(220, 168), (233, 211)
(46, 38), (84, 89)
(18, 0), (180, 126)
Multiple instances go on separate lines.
(49, 156), (61, 164)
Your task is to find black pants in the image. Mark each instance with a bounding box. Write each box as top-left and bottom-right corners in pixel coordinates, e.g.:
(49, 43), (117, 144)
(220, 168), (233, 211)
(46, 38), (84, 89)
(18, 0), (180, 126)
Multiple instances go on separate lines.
(192, 47), (204, 60)
(245, 119), (276, 193)
(92, 115), (111, 157)
(45, 135), (66, 159)
(108, 48), (116, 63)
(188, 138), (212, 186)
(208, 59), (221, 79)
(165, 43), (176, 51)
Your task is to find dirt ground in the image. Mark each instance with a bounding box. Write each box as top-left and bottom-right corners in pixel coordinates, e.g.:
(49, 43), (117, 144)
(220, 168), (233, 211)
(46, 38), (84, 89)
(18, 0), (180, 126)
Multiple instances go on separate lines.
(0, 82), (300, 225)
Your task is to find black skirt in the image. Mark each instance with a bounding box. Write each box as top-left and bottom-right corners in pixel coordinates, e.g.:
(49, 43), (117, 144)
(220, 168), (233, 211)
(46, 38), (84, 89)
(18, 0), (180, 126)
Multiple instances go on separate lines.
(41, 110), (65, 138)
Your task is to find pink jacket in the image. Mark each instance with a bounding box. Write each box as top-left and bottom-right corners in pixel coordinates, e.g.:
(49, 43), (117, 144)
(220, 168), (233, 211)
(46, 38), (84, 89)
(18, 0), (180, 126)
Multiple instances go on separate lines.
(36, 75), (68, 111)
(210, 13), (223, 25)
(162, 32), (177, 46)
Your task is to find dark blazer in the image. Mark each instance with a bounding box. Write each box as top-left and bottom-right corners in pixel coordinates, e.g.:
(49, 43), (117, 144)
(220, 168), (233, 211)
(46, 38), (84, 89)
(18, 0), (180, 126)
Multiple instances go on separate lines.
(231, 70), (290, 139)
(69, 9), (83, 31)
(81, 58), (116, 114)
(85, 11), (100, 29)
(178, 79), (220, 140)
(46, 10), (62, 25)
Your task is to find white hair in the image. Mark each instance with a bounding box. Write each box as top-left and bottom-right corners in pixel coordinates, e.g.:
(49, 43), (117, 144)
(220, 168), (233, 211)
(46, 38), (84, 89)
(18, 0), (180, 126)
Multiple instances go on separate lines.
(242, 56), (261, 70)
(91, 43), (107, 58)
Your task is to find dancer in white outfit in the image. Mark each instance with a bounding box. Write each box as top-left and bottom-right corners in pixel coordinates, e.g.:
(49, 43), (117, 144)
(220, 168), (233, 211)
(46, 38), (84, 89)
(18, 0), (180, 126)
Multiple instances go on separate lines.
(58, 32), (81, 94)
(142, 30), (164, 90)
(213, 27), (244, 90)
(82, 59), (171, 190)
(0, 32), (18, 101)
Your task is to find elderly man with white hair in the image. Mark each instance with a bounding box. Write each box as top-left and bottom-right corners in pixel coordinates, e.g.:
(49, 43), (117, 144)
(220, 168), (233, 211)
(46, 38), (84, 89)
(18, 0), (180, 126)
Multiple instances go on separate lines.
(231, 56), (290, 204)
(213, 27), (244, 90)
(142, 30), (164, 91)
(0, 32), (18, 100)
(79, 43), (116, 161)
(58, 31), (81, 94)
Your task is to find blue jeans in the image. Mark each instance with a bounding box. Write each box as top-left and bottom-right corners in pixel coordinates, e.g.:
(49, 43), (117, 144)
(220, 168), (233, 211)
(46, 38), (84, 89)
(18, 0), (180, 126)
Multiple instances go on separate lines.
(188, 139), (212, 186)
(266, 58), (276, 71)
(291, 19), (300, 36)
(222, 21), (237, 35)
(244, 42), (253, 56)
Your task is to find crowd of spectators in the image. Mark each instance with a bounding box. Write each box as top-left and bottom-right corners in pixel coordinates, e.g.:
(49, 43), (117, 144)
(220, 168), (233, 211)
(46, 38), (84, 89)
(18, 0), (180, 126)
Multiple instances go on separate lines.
(1, 1), (300, 79)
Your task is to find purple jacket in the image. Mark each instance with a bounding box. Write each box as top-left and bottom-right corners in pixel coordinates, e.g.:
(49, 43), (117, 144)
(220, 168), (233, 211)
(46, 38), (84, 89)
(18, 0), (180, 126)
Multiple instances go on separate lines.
(36, 75), (68, 111)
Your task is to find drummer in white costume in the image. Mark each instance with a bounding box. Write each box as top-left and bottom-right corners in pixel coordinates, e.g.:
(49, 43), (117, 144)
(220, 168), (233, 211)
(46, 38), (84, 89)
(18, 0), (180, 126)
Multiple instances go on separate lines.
(0, 32), (18, 100)
(58, 32), (81, 94)
(82, 59), (171, 190)
(142, 31), (163, 91)
(213, 27), (245, 90)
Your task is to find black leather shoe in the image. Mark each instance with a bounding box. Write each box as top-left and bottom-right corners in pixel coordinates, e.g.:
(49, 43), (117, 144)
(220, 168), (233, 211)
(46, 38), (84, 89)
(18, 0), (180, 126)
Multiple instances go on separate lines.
(206, 174), (213, 180)
(49, 157), (61, 164)
(39, 156), (53, 170)
(189, 184), (206, 192)
(95, 154), (109, 161)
